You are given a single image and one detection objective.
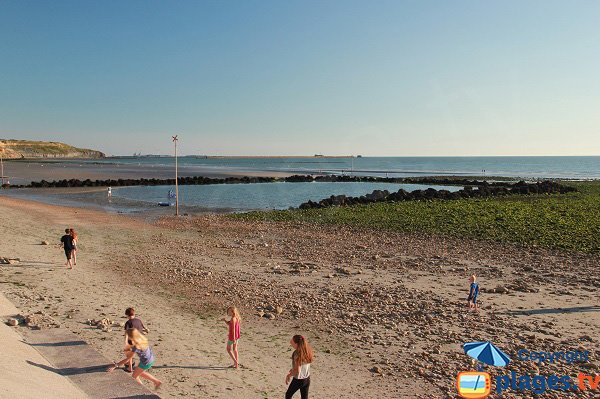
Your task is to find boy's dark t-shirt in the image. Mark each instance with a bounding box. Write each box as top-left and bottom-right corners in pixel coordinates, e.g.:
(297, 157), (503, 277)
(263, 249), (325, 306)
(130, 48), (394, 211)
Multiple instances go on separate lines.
(61, 234), (74, 250)
(124, 318), (146, 332)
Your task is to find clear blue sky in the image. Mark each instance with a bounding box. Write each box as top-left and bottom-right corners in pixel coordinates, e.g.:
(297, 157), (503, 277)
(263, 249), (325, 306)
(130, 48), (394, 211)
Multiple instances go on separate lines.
(1, 0), (599, 156)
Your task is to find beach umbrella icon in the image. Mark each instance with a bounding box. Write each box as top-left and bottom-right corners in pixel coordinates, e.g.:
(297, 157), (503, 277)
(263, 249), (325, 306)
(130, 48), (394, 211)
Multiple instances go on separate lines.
(463, 341), (511, 367)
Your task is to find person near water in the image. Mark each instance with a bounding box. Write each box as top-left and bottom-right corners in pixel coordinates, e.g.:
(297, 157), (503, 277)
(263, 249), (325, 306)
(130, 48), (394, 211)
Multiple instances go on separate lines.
(60, 228), (74, 269)
(107, 328), (162, 390)
(222, 306), (241, 368)
(107, 186), (112, 197)
(285, 335), (314, 399)
(467, 274), (479, 309)
(69, 228), (78, 266)
(123, 308), (149, 372)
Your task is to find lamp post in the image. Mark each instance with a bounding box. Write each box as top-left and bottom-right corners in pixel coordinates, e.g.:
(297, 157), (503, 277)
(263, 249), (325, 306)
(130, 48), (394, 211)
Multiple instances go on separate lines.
(172, 135), (179, 216)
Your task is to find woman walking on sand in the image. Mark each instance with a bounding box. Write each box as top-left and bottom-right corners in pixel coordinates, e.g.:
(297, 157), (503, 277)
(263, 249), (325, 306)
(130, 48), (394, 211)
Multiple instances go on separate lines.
(222, 306), (241, 368)
(69, 228), (78, 266)
(285, 335), (314, 399)
(107, 329), (162, 390)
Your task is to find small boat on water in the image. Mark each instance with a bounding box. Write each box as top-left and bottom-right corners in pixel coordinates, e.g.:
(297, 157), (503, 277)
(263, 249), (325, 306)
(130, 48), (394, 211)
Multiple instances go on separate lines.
(157, 202), (172, 207)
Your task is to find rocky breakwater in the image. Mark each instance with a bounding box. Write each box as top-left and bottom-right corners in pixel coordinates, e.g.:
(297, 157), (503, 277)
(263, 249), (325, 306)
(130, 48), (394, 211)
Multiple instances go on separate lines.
(21, 175), (278, 189)
(11, 174), (508, 189)
(298, 180), (576, 209)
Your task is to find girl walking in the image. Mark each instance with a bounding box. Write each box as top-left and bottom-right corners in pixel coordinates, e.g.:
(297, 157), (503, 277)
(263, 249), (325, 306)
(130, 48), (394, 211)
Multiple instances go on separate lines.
(107, 328), (162, 390)
(69, 228), (78, 266)
(222, 306), (241, 368)
(285, 335), (314, 399)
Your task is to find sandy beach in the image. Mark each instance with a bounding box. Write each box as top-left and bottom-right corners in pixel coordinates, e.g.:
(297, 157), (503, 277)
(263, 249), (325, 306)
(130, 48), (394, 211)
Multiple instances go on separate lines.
(1, 194), (598, 398)
(4, 2), (600, 397)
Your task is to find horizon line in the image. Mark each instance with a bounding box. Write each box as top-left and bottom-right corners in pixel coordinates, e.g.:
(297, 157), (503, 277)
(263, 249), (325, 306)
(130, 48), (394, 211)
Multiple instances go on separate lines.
(106, 154), (600, 158)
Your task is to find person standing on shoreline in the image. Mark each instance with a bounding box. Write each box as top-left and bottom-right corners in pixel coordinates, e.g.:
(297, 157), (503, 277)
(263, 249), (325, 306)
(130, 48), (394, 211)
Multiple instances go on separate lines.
(285, 335), (314, 399)
(59, 228), (74, 269)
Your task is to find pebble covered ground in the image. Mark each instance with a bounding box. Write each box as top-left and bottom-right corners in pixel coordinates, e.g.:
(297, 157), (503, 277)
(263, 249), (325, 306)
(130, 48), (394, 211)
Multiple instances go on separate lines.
(136, 215), (600, 398)
(2, 210), (599, 398)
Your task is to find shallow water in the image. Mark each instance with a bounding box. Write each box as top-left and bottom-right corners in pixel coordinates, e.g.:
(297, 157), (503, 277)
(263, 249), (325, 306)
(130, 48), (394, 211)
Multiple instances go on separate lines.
(2, 182), (461, 213)
(111, 182), (462, 211)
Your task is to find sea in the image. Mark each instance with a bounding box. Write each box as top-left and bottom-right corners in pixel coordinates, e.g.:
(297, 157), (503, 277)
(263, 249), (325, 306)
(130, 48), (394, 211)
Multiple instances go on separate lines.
(2, 156), (597, 213)
(91, 155), (600, 179)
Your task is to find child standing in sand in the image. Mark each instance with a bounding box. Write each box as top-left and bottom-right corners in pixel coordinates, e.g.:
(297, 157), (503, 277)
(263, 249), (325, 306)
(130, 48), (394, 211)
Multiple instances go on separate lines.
(285, 335), (314, 399)
(107, 328), (162, 390)
(222, 306), (241, 368)
(467, 274), (479, 309)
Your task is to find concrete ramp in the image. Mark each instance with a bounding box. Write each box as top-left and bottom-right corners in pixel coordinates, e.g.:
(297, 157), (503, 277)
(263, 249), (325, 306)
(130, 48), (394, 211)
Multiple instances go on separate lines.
(1, 293), (160, 399)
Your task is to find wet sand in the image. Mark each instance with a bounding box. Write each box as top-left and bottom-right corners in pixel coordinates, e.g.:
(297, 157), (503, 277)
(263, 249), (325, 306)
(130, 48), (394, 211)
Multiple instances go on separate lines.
(0, 196), (599, 398)
(2, 159), (294, 185)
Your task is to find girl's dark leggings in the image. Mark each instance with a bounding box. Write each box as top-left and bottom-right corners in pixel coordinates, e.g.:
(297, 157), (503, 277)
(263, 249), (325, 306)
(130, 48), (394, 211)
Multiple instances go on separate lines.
(285, 377), (310, 399)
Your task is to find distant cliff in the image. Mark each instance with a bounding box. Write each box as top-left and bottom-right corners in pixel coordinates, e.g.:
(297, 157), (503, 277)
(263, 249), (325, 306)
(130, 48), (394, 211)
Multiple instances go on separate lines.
(0, 139), (105, 159)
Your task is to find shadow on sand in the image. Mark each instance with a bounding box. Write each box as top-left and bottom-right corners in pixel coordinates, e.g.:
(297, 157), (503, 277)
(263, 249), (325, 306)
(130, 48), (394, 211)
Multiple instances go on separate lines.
(23, 340), (87, 347)
(27, 360), (109, 376)
(507, 306), (600, 316)
(3, 259), (60, 268)
(153, 364), (230, 371)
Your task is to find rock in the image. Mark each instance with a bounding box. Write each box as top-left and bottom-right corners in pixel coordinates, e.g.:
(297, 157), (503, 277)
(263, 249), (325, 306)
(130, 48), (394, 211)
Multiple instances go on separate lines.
(579, 335), (594, 342)
(494, 285), (509, 294)
(7, 318), (19, 326)
(370, 366), (383, 374)
(275, 306), (283, 315)
(263, 312), (275, 320)
(41, 241), (50, 245)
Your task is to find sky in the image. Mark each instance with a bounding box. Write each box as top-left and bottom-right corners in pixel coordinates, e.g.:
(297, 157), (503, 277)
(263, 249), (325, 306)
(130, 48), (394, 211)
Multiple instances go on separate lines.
(1, 0), (599, 156)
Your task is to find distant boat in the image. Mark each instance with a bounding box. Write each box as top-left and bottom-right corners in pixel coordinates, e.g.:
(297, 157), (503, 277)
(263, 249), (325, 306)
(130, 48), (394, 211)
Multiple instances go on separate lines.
(357, 155), (363, 158)
(314, 154), (324, 157)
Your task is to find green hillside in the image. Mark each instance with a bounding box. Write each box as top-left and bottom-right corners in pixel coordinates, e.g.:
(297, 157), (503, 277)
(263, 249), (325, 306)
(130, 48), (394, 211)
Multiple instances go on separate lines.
(0, 139), (105, 159)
